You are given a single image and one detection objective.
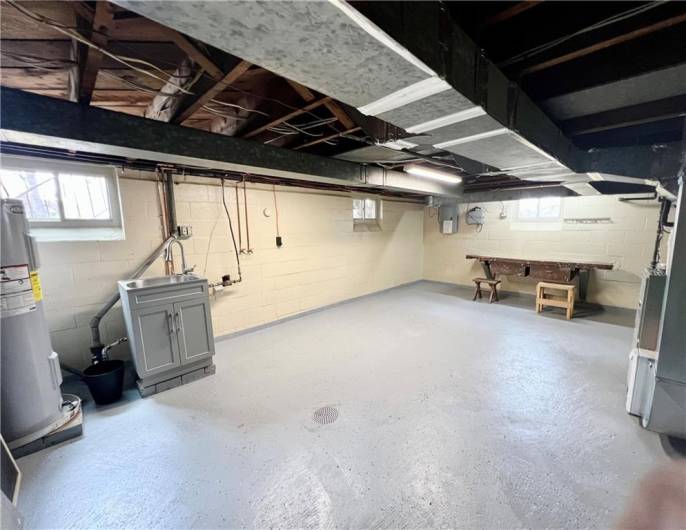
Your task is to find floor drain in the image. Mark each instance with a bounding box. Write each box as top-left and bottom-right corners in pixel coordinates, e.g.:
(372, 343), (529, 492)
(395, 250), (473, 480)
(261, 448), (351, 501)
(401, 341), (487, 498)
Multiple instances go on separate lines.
(313, 406), (339, 425)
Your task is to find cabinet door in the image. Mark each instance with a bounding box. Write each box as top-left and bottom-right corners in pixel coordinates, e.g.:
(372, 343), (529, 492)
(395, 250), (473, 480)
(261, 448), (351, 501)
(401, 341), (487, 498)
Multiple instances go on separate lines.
(174, 299), (215, 365)
(132, 304), (180, 376)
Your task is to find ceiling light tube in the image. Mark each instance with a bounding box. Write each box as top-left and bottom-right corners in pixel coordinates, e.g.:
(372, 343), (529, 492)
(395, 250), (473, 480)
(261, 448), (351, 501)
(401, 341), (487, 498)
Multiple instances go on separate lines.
(405, 164), (462, 184)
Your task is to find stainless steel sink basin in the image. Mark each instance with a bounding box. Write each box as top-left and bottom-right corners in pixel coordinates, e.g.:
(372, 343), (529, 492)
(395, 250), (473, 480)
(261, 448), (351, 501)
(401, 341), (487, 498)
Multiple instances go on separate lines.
(123, 274), (204, 290)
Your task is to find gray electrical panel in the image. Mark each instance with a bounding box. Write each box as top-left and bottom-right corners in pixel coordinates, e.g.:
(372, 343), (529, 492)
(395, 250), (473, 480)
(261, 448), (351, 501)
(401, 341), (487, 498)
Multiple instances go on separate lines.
(438, 203), (459, 234)
(118, 274), (216, 396)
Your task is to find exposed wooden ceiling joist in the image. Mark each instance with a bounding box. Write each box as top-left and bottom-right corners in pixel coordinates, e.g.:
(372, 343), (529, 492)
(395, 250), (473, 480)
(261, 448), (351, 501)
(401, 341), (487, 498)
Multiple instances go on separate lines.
(165, 30), (223, 80)
(521, 11), (686, 75)
(287, 80), (355, 130)
(479, 1), (543, 30)
(172, 59), (251, 124)
(294, 126), (362, 151)
(242, 96), (332, 139)
(77, 1), (115, 104)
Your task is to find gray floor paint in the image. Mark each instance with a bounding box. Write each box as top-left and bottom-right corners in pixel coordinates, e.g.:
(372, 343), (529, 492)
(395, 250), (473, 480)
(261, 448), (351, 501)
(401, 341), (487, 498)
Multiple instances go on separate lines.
(18, 282), (668, 529)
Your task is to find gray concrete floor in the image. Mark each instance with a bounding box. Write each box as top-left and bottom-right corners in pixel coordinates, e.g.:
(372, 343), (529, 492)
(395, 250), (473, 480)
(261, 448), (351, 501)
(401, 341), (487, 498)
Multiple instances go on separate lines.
(18, 282), (669, 529)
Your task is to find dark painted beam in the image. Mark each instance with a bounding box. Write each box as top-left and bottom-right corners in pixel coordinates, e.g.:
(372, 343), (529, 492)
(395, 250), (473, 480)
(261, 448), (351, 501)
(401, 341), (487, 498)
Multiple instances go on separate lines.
(563, 95), (686, 136)
(576, 141), (684, 183)
(0, 87), (461, 197)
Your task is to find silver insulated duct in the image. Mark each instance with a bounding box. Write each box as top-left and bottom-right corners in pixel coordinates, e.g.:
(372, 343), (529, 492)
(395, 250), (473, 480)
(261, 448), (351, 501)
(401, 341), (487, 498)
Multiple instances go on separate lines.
(0, 199), (78, 450)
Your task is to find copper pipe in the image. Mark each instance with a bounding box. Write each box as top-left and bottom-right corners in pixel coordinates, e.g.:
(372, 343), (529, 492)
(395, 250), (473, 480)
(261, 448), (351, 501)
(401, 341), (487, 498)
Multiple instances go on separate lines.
(243, 179), (253, 253)
(235, 181), (244, 253)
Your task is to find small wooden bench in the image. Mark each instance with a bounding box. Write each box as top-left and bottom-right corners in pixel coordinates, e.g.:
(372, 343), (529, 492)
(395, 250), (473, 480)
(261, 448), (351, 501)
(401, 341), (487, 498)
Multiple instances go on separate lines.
(536, 282), (576, 320)
(472, 277), (501, 303)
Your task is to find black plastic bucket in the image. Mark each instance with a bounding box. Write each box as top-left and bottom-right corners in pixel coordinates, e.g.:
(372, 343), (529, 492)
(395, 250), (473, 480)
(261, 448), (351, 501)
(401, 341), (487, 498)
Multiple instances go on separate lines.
(82, 360), (125, 405)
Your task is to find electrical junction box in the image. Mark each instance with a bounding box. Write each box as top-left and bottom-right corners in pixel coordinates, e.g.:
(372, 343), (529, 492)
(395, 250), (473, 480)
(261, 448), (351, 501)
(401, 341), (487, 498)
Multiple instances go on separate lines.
(438, 203), (458, 234)
(176, 225), (192, 239)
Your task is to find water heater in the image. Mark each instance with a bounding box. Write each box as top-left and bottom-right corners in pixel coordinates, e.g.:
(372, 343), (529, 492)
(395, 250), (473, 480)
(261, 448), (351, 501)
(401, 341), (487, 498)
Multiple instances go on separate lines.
(0, 199), (80, 453)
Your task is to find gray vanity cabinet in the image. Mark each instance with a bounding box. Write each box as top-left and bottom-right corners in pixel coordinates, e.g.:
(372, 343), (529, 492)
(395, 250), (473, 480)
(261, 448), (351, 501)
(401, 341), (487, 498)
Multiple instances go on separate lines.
(118, 274), (216, 396)
(131, 303), (181, 377)
(175, 298), (214, 364)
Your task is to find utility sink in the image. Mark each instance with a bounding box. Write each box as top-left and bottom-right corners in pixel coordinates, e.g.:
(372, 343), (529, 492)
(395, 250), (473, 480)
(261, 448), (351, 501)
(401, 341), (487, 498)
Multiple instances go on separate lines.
(122, 274), (204, 291)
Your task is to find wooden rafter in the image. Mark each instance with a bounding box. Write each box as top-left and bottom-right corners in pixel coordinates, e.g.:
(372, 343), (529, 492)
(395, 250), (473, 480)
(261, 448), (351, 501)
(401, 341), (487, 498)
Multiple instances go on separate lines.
(521, 12), (686, 76)
(293, 126), (361, 150)
(71, 1), (95, 23)
(242, 96), (332, 139)
(172, 59), (251, 124)
(479, 1), (543, 30)
(287, 79), (355, 129)
(77, 1), (115, 104)
(165, 30), (223, 80)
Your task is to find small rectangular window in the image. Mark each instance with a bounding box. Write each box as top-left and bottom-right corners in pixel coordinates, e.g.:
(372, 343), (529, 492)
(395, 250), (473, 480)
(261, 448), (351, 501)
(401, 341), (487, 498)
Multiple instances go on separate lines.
(352, 197), (381, 230)
(1, 156), (123, 239)
(517, 196), (561, 220)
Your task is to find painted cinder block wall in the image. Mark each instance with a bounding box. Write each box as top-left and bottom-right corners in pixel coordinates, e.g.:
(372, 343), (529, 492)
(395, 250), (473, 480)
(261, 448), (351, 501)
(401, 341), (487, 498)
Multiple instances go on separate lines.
(38, 171), (425, 368)
(423, 195), (665, 309)
(37, 170), (664, 369)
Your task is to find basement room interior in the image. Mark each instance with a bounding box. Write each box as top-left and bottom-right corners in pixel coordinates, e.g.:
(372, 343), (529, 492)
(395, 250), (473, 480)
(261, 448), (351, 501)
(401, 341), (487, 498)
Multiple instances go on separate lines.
(1, 1), (685, 529)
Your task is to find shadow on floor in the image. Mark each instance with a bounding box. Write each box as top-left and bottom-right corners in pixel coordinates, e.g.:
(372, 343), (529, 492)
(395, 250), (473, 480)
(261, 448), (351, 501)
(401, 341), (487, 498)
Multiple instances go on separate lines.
(660, 435), (686, 459)
(421, 281), (635, 327)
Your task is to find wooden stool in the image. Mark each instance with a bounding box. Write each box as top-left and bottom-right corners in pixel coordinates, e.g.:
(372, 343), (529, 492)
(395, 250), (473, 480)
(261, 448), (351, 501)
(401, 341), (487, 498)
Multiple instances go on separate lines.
(472, 277), (501, 303)
(536, 282), (575, 319)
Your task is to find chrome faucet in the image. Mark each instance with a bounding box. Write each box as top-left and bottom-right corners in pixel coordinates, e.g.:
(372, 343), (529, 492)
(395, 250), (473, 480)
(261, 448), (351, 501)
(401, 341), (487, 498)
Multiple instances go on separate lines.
(164, 237), (194, 274)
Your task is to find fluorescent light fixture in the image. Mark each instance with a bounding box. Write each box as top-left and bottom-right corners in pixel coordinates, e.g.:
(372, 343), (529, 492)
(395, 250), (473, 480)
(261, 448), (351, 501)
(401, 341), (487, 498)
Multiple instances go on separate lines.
(358, 77), (451, 116)
(406, 106), (486, 134)
(328, 0), (438, 77)
(405, 164), (462, 184)
(588, 172), (604, 181)
(434, 128), (509, 149)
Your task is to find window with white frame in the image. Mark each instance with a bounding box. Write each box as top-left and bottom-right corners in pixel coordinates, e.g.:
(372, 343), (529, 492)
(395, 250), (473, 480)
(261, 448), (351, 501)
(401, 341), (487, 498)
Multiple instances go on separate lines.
(353, 197), (381, 229)
(517, 196), (561, 220)
(0, 157), (122, 234)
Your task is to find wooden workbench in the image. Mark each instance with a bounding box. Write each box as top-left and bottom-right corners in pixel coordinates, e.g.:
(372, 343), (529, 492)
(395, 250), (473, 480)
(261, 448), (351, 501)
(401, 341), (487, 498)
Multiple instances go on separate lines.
(465, 255), (613, 301)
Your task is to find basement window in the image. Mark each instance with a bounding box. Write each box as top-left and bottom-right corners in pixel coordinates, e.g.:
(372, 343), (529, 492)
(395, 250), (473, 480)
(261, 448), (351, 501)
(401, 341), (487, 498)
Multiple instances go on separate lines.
(0, 156), (123, 241)
(517, 197), (561, 221)
(353, 197), (381, 231)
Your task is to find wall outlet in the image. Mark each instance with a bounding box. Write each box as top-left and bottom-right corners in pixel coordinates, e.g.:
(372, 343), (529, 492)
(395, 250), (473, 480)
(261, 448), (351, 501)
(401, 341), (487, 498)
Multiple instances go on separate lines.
(177, 225), (193, 239)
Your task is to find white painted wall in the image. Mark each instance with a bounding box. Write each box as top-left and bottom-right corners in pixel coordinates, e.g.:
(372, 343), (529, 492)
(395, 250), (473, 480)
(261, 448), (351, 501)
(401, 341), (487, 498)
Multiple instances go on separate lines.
(38, 171), (425, 368)
(423, 195), (665, 309)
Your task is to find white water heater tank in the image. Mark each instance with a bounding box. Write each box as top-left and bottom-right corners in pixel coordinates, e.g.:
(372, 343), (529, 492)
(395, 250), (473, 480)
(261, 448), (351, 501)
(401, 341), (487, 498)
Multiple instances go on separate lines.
(0, 199), (70, 447)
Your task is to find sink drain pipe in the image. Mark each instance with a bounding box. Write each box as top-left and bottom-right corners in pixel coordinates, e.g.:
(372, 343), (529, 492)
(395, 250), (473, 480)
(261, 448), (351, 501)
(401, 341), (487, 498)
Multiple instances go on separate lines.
(89, 167), (179, 359)
(88, 237), (175, 359)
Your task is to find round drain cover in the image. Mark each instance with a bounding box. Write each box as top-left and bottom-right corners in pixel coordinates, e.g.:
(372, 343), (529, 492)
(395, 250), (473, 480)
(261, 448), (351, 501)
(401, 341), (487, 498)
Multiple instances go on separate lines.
(313, 406), (338, 425)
